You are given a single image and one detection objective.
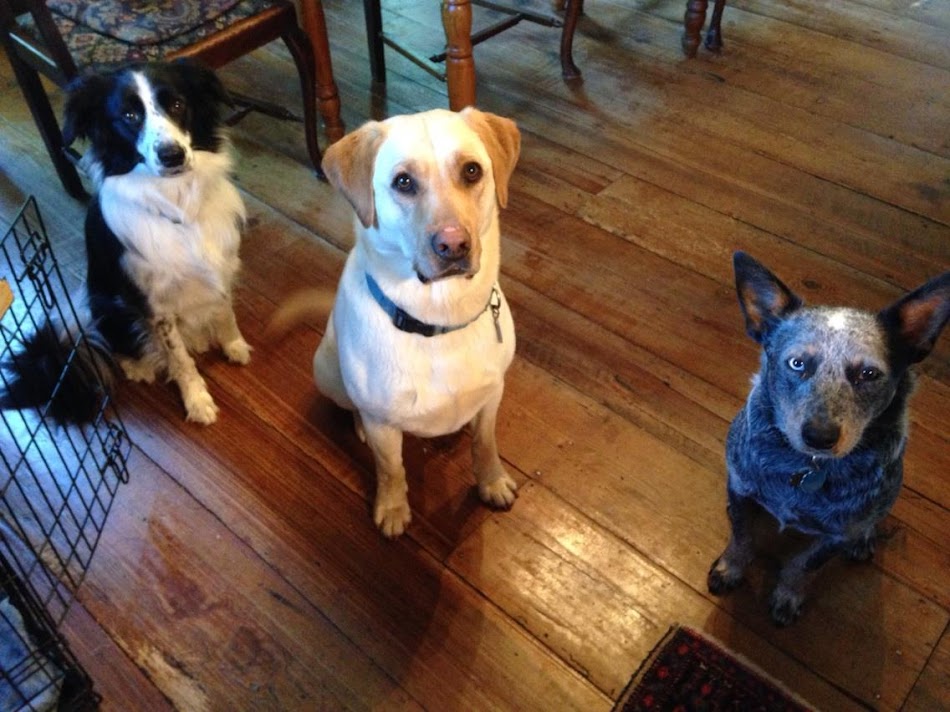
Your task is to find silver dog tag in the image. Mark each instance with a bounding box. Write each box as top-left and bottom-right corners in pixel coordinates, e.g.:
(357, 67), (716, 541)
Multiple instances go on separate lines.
(490, 287), (503, 343)
(791, 467), (827, 493)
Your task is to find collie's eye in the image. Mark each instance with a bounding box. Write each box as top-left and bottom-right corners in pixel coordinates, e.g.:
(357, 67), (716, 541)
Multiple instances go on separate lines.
(392, 172), (417, 195)
(787, 357), (806, 372)
(461, 162), (482, 184)
(858, 366), (882, 382)
(123, 110), (141, 125)
(167, 98), (185, 116)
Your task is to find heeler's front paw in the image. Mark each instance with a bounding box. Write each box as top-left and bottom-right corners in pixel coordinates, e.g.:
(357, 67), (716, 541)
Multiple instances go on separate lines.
(844, 536), (875, 562)
(707, 557), (744, 595)
(769, 584), (805, 627)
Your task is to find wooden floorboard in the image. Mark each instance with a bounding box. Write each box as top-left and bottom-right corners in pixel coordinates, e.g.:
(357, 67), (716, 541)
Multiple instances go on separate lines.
(0, 0), (948, 709)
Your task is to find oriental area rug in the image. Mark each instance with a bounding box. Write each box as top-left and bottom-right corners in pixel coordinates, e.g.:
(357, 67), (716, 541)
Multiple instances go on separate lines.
(612, 625), (814, 712)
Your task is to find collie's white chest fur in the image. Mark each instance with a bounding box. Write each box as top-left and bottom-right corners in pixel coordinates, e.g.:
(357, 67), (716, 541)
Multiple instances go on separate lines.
(99, 151), (245, 323)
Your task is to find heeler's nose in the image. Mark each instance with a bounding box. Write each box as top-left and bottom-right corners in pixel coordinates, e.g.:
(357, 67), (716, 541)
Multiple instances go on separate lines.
(430, 225), (471, 262)
(156, 142), (185, 168)
(802, 420), (840, 451)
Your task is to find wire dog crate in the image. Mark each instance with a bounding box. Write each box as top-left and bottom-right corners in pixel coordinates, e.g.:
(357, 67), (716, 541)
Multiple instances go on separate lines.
(1, 197), (130, 711)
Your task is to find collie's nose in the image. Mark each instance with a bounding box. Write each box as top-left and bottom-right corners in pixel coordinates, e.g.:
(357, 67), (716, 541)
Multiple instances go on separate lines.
(430, 225), (471, 262)
(156, 142), (186, 168)
(801, 420), (840, 451)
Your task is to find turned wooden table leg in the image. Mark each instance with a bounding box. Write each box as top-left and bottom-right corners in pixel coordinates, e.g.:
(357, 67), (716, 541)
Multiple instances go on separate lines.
(682, 0), (708, 58)
(705, 0), (726, 52)
(560, 0), (582, 79)
(363, 0), (386, 84)
(442, 0), (476, 110)
(299, 0), (344, 142)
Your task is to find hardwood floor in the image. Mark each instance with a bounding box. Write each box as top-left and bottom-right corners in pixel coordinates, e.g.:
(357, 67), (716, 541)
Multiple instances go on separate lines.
(1, 0), (948, 709)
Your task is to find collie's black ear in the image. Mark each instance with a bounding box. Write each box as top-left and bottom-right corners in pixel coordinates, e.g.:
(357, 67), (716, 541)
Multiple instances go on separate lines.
(878, 271), (950, 367)
(62, 73), (110, 146)
(169, 58), (230, 151)
(171, 57), (231, 107)
(733, 251), (803, 343)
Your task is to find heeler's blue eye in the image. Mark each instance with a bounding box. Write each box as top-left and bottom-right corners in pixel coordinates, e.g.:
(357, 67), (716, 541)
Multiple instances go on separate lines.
(859, 367), (881, 382)
(787, 357), (806, 371)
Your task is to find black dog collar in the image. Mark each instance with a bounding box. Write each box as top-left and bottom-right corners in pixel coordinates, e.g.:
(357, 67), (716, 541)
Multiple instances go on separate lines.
(365, 273), (503, 341)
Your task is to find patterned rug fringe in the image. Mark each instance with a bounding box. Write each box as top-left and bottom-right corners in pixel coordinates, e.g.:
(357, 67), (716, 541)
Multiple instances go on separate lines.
(612, 625), (817, 711)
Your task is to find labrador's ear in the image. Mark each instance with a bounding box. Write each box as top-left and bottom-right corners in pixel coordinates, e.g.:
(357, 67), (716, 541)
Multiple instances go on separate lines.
(322, 121), (386, 229)
(459, 107), (521, 209)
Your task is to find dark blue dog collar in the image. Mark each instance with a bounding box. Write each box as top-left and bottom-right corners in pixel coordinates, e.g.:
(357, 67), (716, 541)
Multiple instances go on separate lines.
(365, 273), (503, 341)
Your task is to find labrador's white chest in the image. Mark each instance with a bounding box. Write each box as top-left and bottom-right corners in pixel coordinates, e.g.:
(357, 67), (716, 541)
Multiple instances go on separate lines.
(333, 265), (515, 437)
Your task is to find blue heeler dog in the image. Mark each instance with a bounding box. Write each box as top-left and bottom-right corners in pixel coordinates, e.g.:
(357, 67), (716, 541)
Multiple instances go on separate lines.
(708, 252), (950, 626)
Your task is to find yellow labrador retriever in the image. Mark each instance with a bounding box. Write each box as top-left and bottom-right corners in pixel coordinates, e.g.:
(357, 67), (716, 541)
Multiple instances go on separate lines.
(316, 107), (521, 538)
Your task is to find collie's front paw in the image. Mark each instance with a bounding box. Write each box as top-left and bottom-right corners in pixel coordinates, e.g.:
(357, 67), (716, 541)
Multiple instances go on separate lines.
(223, 338), (252, 365)
(185, 390), (219, 425)
(478, 471), (518, 509)
(120, 357), (157, 384)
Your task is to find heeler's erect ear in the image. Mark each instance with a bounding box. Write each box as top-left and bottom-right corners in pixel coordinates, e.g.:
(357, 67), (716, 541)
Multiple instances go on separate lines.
(878, 271), (950, 367)
(732, 251), (803, 343)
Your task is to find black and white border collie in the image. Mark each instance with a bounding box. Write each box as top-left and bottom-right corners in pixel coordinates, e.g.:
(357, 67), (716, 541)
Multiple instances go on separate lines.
(2, 59), (249, 425)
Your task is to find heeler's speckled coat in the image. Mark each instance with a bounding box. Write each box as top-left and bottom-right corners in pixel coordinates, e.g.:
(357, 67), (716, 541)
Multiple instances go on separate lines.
(708, 252), (950, 626)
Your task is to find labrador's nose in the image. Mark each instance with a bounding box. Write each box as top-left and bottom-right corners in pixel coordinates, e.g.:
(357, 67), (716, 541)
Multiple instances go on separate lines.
(431, 225), (471, 261)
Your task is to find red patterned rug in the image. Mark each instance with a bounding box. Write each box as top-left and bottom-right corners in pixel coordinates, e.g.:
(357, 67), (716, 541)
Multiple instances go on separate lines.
(612, 626), (814, 711)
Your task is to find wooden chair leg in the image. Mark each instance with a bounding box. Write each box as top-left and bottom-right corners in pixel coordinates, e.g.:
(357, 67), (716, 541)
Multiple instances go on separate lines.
(5, 50), (87, 200)
(705, 0), (726, 52)
(560, 0), (582, 79)
(299, 0), (344, 143)
(363, 0), (386, 84)
(442, 0), (476, 111)
(281, 26), (324, 177)
(682, 0), (708, 58)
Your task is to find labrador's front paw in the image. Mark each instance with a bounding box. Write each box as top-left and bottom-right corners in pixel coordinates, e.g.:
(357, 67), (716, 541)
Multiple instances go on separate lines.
(374, 493), (411, 539)
(478, 471), (518, 509)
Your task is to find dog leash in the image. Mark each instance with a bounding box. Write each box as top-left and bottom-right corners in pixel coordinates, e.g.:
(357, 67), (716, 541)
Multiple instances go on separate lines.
(365, 273), (503, 342)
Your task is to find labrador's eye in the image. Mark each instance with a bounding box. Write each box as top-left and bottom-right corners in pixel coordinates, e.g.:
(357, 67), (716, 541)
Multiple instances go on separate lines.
(788, 357), (806, 372)
(461, 162), (482, 184)
(392, 172), (417, 195)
